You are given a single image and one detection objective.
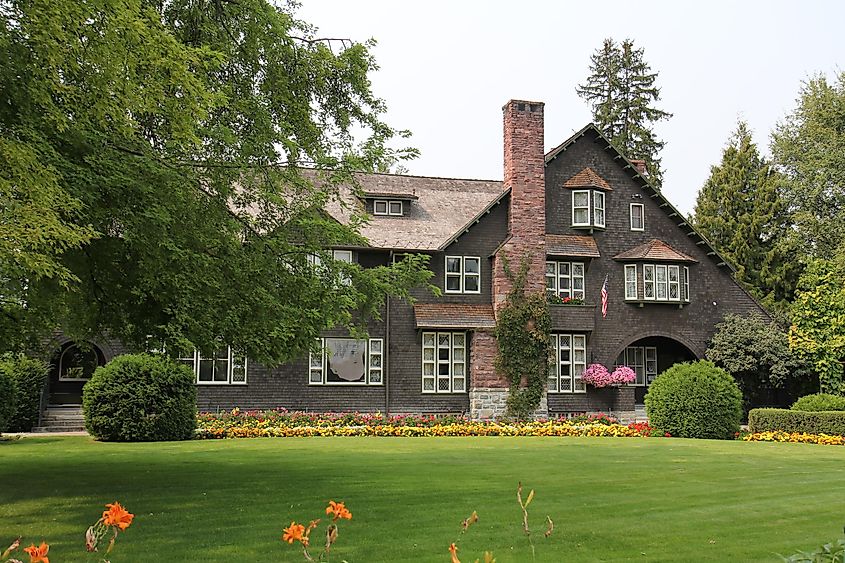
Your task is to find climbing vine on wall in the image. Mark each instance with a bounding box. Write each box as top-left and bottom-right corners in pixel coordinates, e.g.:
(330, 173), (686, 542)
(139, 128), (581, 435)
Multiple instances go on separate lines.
(494, 257), (552, 420)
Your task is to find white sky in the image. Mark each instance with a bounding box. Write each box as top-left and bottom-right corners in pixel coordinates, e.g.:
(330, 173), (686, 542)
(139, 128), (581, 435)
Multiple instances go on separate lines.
(298, 0), (845, 215)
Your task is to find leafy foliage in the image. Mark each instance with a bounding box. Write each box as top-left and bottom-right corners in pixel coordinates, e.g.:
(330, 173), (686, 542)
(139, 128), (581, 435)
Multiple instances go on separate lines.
(789, 259), (845, 394)
(0, 365), (16, 432)
(0, 0), (429, 363)
(576, 38), (672, 187)
(791, 394), (845, 412)
(772, 71), (845, 260)
(692, 122), (799, 310)
(706, 314), (815, 410)
(645, 361), (743, 439)
(749, 408), (845, 436)
(0, 354), (49, 432)
(83, 354), (196, 442)
(494, 258), (552, 420)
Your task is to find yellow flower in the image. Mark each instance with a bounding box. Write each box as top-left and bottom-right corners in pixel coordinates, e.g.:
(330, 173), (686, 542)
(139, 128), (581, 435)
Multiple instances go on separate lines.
(449, 542), (461, 563)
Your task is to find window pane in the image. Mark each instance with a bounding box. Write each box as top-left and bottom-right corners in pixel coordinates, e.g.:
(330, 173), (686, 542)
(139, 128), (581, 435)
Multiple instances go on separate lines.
(452, 378), (465, 392)
(546, 262), (556, 275)
(369, 369), (382, 384)
(574, 208), (589, 224)
(446, 275), (462, 292)
(446, 257), (461, 273)
(374, 200), (387, 214)
(463, 258), (480, 274)
(574, 192), (589, 207)
(388, 201), (402, 215)
(423, 363), (435, 376)
(438, 378), (450, 391)
(198, 358), (214, 382)
(453, 333), (465, 347)
(423, 333), (435, 347)
(325, 338), (367, 383)
(423, 348), (435, 362)
(423, 378), (435, 391)
(464, 275), (479, 292)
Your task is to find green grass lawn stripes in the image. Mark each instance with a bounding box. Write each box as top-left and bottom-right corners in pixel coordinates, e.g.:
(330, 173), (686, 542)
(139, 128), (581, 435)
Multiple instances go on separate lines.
(1, 436), (843, 562)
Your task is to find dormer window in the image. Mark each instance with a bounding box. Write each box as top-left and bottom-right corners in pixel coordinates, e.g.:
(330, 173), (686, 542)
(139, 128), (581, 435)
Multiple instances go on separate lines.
(373, 199), (404, 216)
(563, 167), (611, 230)
(572, 190), (605, 229)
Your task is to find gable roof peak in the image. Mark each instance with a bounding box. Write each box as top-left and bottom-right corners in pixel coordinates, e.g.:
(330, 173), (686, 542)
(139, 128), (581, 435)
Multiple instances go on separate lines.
(613, 239), (698, 263)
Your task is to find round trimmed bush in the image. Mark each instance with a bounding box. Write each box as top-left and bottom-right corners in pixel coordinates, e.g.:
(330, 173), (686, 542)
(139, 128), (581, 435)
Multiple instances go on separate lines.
(644, 360), (742, 439)
(83, 354), (196, 441)
(0, 366), (17, 432)
(791, 393), (845, 412)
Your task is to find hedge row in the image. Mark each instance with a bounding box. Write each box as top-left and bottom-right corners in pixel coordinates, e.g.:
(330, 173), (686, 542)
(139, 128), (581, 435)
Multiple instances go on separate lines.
(748, 408), (845, 436)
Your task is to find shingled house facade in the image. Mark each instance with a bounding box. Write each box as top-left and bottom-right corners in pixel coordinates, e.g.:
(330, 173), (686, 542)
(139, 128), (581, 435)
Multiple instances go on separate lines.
(44, 100), (765, 420)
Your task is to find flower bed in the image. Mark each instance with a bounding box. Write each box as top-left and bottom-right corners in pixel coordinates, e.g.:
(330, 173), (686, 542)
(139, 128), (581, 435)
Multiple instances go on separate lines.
(742, 430), (845, 446)
(195, 409), (659, 439)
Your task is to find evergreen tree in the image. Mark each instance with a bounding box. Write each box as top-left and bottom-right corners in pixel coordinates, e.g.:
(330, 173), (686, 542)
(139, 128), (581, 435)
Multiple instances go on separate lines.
(692, 121), (798, 309)
(576, 38), (672, 187)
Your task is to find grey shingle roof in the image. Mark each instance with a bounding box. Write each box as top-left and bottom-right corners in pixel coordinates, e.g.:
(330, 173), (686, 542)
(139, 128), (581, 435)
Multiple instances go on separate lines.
(413, 303), (496, 329)
(324, 172), (506, 251)
(546, 234), (601, 258)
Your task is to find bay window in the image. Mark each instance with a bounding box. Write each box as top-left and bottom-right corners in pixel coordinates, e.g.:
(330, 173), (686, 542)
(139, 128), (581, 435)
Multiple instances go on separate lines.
(571, 190), (606, 229)
(545, 261), (585, 300)
(629, 264), (690, 303)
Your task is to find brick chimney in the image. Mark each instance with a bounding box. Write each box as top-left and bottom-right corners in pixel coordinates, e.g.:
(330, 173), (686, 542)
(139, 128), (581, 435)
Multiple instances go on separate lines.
(493, 100), (547, 309)
(630, 159), (648, 176)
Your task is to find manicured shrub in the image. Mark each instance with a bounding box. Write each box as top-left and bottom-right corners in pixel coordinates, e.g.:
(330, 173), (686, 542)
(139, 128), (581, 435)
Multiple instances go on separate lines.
(791, 393), (845, 412)
(83, 354), (196, 441)
(0, 366), (16, 432)
(0, 354), (49, 432)
(748, 408), (845, 436)
(644, 360), (743, 439)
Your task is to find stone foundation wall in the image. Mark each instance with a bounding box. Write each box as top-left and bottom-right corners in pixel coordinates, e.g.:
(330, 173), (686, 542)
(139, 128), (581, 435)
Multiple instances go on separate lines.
(469, 387), (549, 421)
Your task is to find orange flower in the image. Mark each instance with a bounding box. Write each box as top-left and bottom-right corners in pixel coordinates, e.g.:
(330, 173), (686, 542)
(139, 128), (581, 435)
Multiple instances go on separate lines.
(23, 542), (49, 563)
(449, 542), (460, 563)
(282, 521), (305, 544)
(325, 500), (352, 521)
(101, 501), (134, 531)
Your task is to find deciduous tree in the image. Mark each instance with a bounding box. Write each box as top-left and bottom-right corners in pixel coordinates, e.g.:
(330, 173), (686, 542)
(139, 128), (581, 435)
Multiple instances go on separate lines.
(0, 0), (428, 362)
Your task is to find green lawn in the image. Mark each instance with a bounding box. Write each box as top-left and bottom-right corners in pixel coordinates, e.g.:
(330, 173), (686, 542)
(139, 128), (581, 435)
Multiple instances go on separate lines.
(1, 436), (843, 562)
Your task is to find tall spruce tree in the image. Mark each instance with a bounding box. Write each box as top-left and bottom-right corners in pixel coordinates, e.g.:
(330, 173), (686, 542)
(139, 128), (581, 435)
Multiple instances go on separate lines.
(692, 121), (798, 309)
(576, 38), (672, 187)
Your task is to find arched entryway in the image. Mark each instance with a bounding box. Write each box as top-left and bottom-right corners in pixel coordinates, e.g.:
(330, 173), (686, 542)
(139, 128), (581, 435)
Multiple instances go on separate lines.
(615, 336), (697, 404)
(47, 341), (106, 405)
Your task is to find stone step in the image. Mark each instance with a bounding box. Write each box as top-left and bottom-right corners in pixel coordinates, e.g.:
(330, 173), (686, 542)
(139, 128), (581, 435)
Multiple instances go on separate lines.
(30, 426), (87, 433)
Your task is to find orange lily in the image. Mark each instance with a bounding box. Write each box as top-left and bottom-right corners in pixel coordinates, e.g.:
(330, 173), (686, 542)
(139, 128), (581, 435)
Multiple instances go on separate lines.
(325, 500), (352, 520)
(101, 501), (134, 531)
(449, 542), (460, 563)
(23, 542), (49, 563)
(282, 521), (305, 544)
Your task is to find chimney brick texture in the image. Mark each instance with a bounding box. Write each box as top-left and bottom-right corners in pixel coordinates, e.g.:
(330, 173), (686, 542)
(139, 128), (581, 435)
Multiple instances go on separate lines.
(493, 100), (547, 312)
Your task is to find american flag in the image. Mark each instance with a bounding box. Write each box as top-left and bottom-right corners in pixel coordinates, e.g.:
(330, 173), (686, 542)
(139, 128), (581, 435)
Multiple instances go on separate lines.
(601, 275), (609, 318)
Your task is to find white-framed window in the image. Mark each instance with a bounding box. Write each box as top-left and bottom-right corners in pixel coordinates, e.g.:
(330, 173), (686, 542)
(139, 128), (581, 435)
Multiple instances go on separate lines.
(421, 332), (466, 393)
(624, 264), (638, 300)
(593, 191), (605, 228)
(631, 264), (689, 303)
(308, 249), (353, 266)
(373, 199), (404, 216)
(618, 346), (657, 386)
(445, 256), (481, 294)
(630, 203), (644, 231)
(548, 333), (587, 393)
(571, 190), (607, 229)
(572, 190), (590, 226)
(309, 338), (384, 385)
(545, 261), (585, 300)
(179, 347), (247, 385)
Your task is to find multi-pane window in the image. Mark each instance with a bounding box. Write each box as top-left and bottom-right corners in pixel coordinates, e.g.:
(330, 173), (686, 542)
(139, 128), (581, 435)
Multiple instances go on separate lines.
(630, 203), (644, 231)
(548, 333), (587, 393)
(624, 264), (638, 300)
(571, 190), (606, 229)
(309, 338), (384, 385)
(421, 332), (466, 393)
(373, 199), (404, 216)
(618, 346), (658, 386)
(683, 266), (690, 302)
(179, 347), (247, 385)
(545, 261), (585, 300)
(635, 264), (689, 302)
(445, 256), (481, 294)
